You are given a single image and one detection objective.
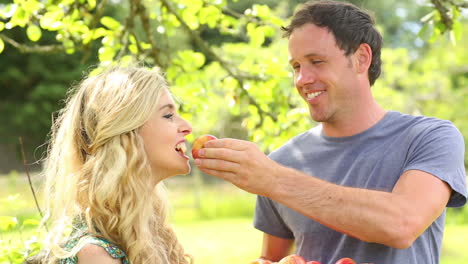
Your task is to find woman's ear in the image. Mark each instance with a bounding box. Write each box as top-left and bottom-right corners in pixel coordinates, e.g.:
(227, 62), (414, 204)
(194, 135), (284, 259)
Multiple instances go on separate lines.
(354, 43), (372, 74)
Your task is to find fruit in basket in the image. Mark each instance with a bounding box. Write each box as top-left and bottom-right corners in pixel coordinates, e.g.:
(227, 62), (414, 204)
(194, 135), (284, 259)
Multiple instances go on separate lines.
(278, 255), (306, 264)
(191, 134), (217, 159)
(335, 257), (356, 264)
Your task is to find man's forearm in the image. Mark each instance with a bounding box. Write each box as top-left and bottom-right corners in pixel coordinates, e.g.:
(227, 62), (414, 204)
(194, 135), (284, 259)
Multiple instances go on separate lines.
(266, 166), (448, 249)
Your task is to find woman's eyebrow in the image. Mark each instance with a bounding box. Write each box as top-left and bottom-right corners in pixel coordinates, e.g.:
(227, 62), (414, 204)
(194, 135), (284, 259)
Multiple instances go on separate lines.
(158, 103), (175, 111)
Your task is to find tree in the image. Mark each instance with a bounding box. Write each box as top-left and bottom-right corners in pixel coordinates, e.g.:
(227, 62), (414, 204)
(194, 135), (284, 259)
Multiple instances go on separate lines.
(0, 0), (466, 155)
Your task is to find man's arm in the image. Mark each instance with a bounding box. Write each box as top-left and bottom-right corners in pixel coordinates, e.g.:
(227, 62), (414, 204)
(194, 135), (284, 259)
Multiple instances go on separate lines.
(195, 139), (451, 249)
(273, 167), (450, 248)
(259, 233), (294, 262)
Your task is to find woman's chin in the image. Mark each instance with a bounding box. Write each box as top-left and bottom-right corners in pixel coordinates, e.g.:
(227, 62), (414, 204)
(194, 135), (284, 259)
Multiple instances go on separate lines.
(181, 163), (191, 175)
(174, 163), (191, 176)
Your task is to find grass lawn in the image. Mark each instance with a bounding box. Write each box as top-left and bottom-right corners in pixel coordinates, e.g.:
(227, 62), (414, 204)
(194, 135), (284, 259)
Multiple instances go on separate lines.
(174, 218), (263, 263)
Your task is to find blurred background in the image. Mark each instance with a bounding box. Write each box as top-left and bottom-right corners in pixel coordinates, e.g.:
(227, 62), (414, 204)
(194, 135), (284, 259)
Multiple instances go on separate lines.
(0, 0), (467, 263)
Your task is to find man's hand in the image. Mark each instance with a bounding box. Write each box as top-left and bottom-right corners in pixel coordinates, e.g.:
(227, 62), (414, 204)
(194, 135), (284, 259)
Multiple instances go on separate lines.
(193, 138), (279, 197)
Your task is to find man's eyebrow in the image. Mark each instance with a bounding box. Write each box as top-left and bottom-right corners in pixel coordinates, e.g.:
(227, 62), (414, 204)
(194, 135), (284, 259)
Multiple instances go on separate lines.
(159, 104), (176, 111)
(289, 53), (322, 64)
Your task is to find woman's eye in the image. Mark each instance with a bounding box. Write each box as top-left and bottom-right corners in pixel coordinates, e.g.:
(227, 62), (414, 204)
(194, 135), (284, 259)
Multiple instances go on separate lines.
(163, 114), (174, 120)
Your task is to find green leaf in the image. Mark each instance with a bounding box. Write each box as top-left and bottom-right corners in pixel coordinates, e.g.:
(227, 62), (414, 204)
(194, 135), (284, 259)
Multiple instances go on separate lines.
(0, 38), (4, 53)
(128, 44), (138, 54)
(435, 21), (446, 33)
(420, 11), (434, 23)
(452, 21), (462, 43)
(93, 28), (108, 39)
(0, 216), (18, 231)
(100, 16), (121, 30)
(252, 4), (270, 20)
(417, 23), (431, 41)
(87, 0), (96, 10)
(247, 23), (265, 47)
(98, 46), (116, 62)
(22, 218), (40, 228)
(26, 24), (41, 42)
(175, 50), (206, 70)
(199, 5), (222, 28)
(140, 42), (151, 50)
(451, 5), (460, 20)
(40, 10), (63, 30)
(23, 0), (42, 13)
(63, 39), (75, 54)
(182, 10), (199, 30)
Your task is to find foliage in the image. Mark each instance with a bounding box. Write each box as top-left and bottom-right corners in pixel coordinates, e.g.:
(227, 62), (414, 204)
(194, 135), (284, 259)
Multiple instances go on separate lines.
(0, 194), (42, 264)
(0, 0), (467, 155)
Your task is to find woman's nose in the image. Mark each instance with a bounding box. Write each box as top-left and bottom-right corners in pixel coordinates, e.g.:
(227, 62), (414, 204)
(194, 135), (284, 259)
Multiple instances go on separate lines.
(179, 118), (192, 136)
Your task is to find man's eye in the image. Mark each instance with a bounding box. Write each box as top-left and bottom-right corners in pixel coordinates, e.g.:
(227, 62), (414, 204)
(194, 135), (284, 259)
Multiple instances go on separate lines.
(312, 60), (323, 64)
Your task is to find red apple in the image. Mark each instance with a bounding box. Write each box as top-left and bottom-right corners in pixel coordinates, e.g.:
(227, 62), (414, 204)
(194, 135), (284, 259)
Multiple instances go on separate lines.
(306, 261), (321, 264)
(250, 259), (273, 264)
(334, 258), (356, 264)
(191, 134), (217, 159)
(278, 255), (306, 264)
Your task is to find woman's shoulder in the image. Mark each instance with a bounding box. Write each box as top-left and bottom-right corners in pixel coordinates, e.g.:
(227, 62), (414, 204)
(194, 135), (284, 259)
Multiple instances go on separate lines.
(60, 235), (129, 264)
(76, 243), (122, 264)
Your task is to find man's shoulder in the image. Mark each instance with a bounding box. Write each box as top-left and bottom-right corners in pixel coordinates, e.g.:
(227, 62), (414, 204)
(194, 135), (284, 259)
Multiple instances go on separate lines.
(386, 111), (458, 135)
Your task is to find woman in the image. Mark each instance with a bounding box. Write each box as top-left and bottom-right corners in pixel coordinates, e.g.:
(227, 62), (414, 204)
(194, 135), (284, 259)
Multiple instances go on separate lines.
(38, 65), (193, 264)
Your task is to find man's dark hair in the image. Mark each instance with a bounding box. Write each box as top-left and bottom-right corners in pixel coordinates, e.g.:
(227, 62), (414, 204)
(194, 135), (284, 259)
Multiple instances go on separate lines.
(283, 1), (383, 86)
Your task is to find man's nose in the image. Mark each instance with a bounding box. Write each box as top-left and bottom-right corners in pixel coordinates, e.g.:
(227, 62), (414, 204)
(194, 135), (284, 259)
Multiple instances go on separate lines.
(295, 66), (316, 88)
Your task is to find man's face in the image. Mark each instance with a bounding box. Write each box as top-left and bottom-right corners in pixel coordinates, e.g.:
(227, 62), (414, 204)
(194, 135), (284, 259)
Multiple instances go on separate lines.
(288, 23), (360, 123)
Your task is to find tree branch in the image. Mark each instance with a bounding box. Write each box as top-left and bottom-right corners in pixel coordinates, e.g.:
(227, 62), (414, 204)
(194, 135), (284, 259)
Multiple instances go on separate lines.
(80, 0), (109, 64)
(159, 0), (277, 125)
(430, 0), (453, 31)
(0, 34), (64, 53)
(445, 0), (468, 8)
(132, 0), (166, 69)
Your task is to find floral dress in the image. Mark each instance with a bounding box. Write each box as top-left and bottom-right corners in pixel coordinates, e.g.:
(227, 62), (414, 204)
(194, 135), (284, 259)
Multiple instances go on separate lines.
(59, 226), (130, 264)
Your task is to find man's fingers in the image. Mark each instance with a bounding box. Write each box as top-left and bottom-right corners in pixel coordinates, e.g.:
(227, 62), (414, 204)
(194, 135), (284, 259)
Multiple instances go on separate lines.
(195, 157), (240, 173)
(203, 138), (249, 150)
(197, 167), (236, 182)
(200, 147), (242, 162)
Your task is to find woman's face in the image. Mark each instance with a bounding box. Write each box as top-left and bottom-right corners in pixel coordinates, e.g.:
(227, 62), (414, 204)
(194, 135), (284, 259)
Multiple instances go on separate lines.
(140, 89), (192, 179)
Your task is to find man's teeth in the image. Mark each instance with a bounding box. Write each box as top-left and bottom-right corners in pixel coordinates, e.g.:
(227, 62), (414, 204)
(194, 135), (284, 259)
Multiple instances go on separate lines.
(306, 91), (324, 99)
(175, 143), (187, 154)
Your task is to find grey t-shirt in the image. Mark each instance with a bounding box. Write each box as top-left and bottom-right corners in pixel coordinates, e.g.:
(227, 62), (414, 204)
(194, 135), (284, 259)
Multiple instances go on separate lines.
(254, 111), (467, 264)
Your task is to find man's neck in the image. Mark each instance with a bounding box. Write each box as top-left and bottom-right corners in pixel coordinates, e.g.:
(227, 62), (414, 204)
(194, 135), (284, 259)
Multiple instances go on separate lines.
(322, 102), (386, 138)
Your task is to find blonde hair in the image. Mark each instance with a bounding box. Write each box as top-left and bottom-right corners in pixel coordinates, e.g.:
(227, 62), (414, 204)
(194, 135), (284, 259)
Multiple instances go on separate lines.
(40, 64), (191, 264)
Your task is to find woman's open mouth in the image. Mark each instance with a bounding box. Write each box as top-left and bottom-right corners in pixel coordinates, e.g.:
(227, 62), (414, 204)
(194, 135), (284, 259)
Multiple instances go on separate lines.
(175, 142), (189, 159)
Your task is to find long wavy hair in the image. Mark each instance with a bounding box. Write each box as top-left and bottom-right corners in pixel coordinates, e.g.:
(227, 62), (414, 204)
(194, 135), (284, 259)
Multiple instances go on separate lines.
(39, 65), (191, 264)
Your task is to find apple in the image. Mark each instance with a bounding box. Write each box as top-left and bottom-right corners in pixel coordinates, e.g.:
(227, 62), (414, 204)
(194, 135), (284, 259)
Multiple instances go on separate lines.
(278, 255), (306, 264)
(250, 259), (273, 264)
(306, 262), (321, 264)
(191, 134), (217, 159)
(335, 258), (356, 264)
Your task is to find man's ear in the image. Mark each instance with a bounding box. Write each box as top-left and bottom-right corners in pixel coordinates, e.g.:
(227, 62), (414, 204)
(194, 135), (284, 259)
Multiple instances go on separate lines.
(354, 43), (372, 74)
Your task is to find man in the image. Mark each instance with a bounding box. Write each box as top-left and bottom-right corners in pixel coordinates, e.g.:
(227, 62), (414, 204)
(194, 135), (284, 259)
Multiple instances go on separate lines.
(194, 1), (467, 263)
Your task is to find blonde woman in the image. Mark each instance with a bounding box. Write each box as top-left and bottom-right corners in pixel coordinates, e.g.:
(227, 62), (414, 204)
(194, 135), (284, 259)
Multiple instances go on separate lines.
(37, 65), (193, 264)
